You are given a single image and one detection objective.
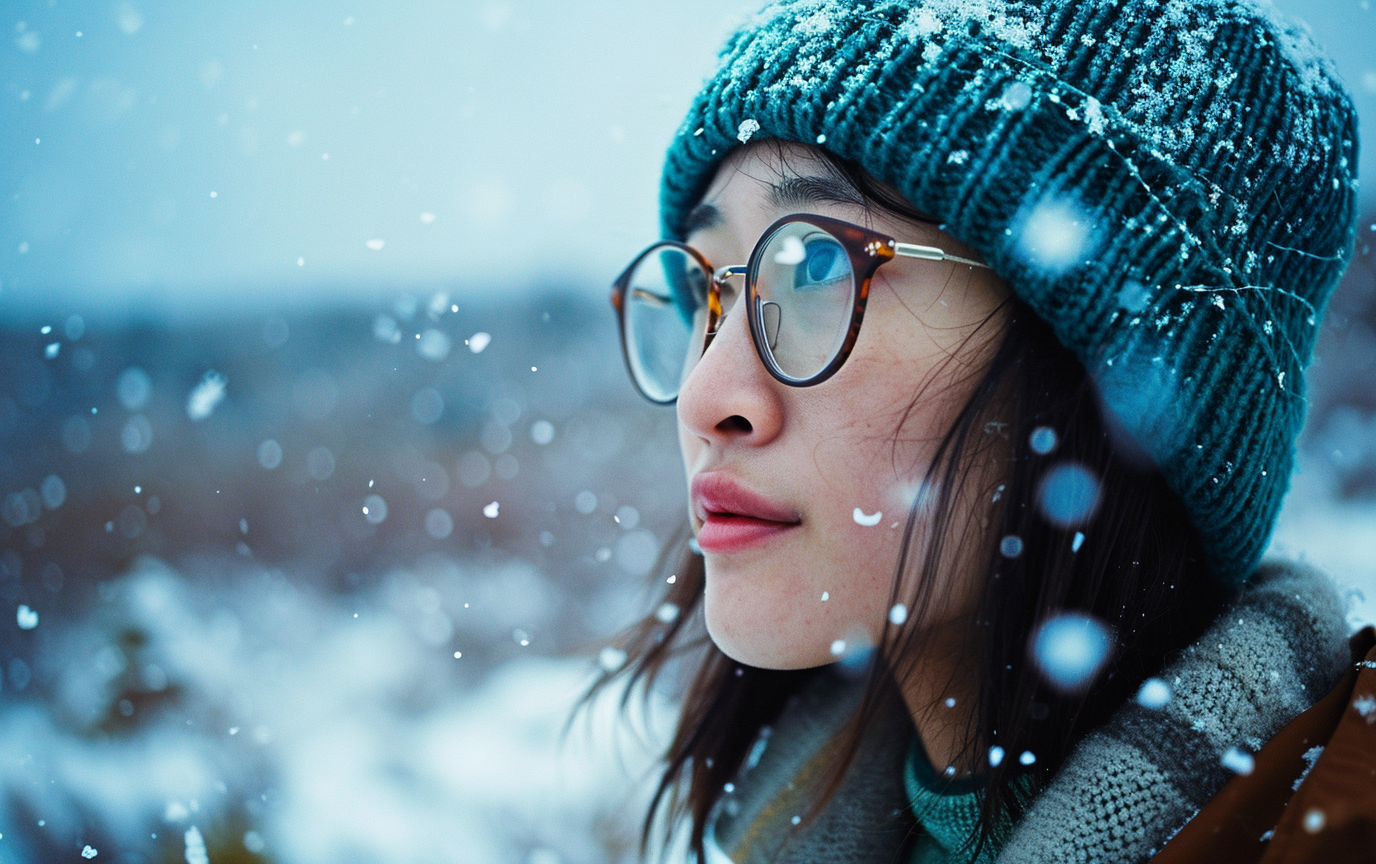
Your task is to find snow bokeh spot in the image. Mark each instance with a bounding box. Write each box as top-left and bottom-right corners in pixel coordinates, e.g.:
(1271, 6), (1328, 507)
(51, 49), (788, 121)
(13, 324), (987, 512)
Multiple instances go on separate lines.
(417, 329), (451, 362)
(1031, 612), (1112, 691)
(1037, 462), (1102, 528)
(1029, 426), (1058, 455)
(598, 646), (627, 673)
(1136, 677), (1172, 708)
(1012, 196), (1098, 275)
(362, 494), (387, 525)
(999, 535), (1024, 558)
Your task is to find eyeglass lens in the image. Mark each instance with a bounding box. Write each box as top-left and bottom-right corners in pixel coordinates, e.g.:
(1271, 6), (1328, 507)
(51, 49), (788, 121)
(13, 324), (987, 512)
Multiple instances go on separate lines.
(621, 220), (858, 400)
(752, 222), (856, 382)
(623, 246), (709, 403)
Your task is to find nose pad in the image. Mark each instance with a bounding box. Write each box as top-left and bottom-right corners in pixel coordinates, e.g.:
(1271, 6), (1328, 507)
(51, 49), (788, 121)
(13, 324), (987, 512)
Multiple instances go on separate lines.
(760, 300), (781, 351)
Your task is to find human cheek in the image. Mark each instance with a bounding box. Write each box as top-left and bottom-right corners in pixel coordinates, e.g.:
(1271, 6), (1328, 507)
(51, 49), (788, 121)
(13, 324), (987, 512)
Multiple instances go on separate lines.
(804, 368), (935, 517)
(677, 417), (700, 476)
(811, 480), (907, 623)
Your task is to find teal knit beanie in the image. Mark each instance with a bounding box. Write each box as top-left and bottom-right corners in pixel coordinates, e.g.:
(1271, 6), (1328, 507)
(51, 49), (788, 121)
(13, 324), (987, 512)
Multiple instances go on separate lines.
(659, 0), (1360, 586)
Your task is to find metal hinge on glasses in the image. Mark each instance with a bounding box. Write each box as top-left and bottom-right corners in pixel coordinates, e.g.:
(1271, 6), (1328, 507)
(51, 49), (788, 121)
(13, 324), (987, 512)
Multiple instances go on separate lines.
(893, 243), (990, 269)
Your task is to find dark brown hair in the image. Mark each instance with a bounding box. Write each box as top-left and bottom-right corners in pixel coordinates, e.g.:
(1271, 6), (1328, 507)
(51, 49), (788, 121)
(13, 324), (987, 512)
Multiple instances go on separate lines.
(583, 145), (1231, 861)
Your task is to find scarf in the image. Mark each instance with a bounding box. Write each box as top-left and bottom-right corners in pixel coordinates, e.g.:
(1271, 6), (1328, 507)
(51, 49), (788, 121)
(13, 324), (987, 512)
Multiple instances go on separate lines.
(706, 561), (1351, 864)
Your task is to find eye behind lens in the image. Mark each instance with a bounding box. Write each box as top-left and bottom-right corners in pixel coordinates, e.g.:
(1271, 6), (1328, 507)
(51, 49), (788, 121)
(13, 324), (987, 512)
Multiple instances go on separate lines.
(803, 240), (845, 286)
(753, 226), (857, 383)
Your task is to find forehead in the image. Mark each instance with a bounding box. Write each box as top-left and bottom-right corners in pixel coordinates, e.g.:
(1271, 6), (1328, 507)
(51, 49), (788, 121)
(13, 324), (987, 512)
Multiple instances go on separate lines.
(683, 142), (939, 250)
(685, 144), (864, 240)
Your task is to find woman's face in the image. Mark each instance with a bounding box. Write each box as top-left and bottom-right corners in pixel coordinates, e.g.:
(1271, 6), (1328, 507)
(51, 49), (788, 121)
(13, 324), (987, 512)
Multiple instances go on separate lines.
(678, 143), (1010, 670)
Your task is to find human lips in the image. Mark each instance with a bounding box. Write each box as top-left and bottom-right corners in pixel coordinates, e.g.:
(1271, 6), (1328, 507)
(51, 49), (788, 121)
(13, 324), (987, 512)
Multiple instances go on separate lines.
(691, 472), (801, 553)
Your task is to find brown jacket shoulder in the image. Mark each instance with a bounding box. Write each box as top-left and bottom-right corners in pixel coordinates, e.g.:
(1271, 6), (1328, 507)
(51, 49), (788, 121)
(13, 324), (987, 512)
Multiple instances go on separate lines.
(1154, 627), (1376, 863)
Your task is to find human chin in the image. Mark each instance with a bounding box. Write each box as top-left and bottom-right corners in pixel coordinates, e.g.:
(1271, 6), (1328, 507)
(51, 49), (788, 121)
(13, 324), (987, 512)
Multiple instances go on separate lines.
(700, 554), (841, 670)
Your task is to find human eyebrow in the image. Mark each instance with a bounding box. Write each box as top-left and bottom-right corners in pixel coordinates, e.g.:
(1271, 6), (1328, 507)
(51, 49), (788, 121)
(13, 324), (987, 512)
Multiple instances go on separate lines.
(766, 175), (866, 211)
(681, 203), (723, 236)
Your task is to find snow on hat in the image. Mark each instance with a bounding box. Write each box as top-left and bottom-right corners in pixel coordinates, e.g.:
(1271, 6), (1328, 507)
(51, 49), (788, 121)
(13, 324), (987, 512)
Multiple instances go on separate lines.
(659, 0), (1360, 587)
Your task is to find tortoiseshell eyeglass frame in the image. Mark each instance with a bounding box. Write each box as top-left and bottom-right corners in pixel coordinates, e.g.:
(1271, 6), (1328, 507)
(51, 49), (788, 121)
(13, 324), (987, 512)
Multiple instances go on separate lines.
(610, 212), (990, 405)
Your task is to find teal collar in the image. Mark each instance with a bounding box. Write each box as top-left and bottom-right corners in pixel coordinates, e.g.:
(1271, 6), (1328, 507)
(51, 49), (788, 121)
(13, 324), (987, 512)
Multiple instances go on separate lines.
(904, 736), (994, 863)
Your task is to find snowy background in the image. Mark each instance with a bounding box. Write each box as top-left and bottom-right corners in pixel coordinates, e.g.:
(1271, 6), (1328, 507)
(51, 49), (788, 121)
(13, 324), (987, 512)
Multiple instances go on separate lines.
(0, 3), (1373, 863)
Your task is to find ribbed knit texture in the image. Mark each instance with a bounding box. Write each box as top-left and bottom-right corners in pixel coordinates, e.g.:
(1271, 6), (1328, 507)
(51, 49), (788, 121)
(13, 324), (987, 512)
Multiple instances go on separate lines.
(659, 0), (1361, 586)
(904, 738), (994, 863)
(997, 561), (1350, 862)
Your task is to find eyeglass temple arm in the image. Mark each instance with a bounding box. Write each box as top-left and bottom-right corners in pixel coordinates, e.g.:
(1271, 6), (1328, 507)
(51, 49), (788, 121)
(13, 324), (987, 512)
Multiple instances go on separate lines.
(893, 242), (990, 270)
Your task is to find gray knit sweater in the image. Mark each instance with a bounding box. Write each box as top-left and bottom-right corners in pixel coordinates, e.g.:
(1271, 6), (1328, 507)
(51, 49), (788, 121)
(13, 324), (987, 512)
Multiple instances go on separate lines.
(706, 561), (1351, 864)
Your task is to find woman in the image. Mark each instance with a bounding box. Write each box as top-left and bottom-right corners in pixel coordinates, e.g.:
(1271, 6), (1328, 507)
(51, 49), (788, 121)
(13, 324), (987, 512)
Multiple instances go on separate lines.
(593, 1), (1371, 861)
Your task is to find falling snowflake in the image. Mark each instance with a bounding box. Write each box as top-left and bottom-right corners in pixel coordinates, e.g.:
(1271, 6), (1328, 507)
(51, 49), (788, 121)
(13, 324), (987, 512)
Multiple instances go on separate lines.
(184, 826), (209, 864)
(1000, 80), (1033, 111)
(852, 508), (882, 526)
(186, 371), (227, 421)
(598, 646), (627, 672)
(1221, 746), (1255, 775)
(1293, 745), (1325, 790)
(1083, 96), (1106, 136)
(1353, 693), (1376, 724)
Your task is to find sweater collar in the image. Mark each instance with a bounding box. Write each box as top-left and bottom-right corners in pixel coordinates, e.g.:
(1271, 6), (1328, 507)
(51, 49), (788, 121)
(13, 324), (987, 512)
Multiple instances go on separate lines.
(997, 561), (1350, 862)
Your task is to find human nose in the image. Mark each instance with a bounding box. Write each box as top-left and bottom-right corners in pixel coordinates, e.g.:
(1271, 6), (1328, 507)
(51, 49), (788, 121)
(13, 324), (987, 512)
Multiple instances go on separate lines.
(677, 289), (785, 446)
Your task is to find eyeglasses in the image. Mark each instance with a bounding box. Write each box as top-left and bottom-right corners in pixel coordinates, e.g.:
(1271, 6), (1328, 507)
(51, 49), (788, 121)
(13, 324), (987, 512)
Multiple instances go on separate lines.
(611, 212), (990, 404)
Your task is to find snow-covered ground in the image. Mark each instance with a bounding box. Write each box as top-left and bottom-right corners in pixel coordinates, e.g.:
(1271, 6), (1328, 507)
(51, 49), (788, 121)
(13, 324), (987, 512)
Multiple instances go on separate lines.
(1, 554), (680, 864)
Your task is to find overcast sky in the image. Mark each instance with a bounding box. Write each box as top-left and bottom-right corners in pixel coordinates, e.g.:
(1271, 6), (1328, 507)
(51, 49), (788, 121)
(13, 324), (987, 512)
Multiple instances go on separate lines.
(2, 0), (1372, 313)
